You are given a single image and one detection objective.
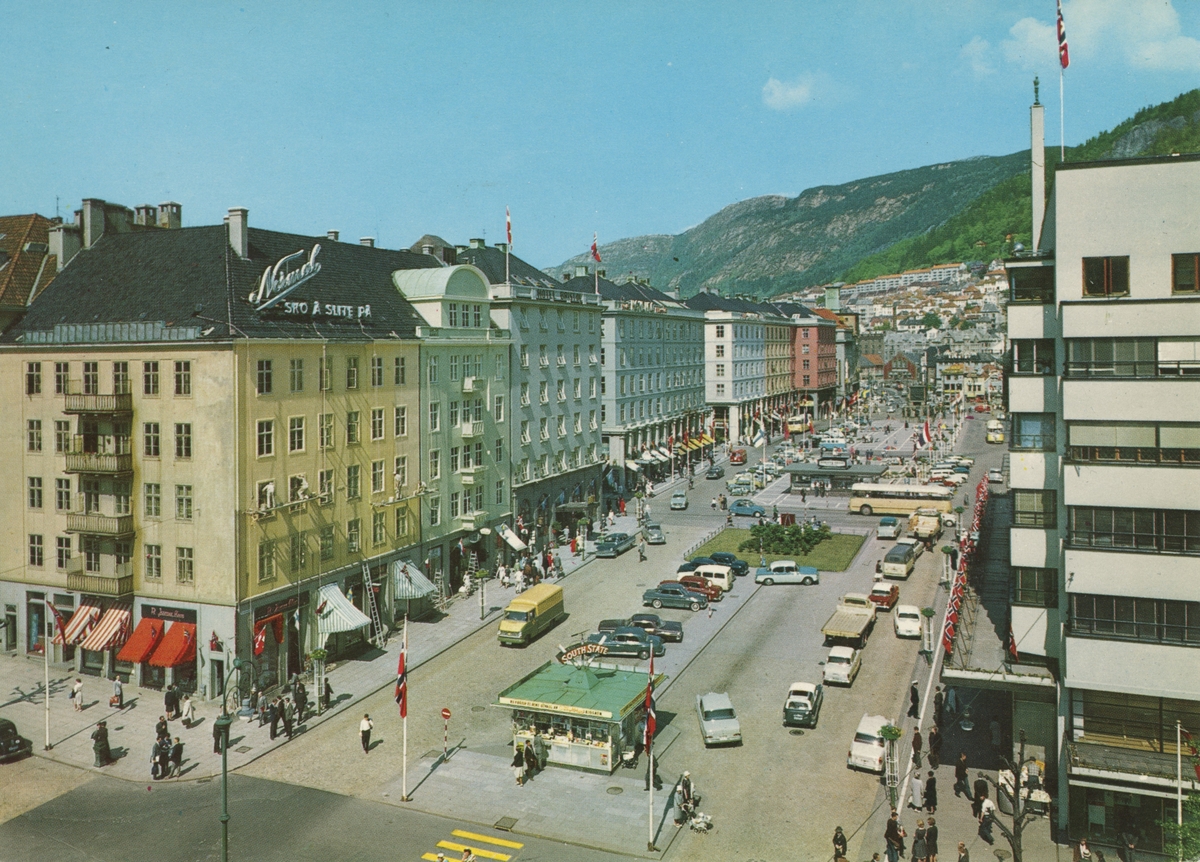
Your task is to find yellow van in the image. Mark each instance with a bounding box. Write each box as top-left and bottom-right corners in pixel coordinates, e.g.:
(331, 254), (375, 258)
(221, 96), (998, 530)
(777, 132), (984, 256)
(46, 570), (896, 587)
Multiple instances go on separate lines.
(881, 543), (917, 579)
(498, 583), (565, 646)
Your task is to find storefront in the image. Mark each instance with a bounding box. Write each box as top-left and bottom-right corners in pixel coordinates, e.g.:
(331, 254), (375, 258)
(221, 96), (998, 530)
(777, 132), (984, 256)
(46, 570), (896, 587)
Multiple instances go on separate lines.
(77, 601), (132, 680)
(392, 560), (436, 622)
(251, 592), (310, 691)
(54, 598), (100, 670)
(315, 582), (372, 661)
(495, 660), (663, 774)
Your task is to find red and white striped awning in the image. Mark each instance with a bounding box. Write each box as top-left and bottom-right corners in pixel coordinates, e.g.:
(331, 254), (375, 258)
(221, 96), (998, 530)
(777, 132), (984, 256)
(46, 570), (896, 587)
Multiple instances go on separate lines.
(79, 602), (132, 652)
(54, 601), (101, 645)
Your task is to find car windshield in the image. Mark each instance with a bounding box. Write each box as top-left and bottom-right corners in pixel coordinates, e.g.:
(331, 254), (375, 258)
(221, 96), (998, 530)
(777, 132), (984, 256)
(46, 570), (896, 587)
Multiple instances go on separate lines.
(854, 732), (884, 746)
(829, 655), (850, 665)
(504, 610), (529, 622)
(704, 708), (736, 721)
(899, 612), (919, 621)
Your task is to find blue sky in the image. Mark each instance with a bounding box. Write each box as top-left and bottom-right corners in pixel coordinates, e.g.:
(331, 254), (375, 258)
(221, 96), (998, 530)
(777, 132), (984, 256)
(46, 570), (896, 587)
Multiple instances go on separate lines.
(3, 1), (1199, 268)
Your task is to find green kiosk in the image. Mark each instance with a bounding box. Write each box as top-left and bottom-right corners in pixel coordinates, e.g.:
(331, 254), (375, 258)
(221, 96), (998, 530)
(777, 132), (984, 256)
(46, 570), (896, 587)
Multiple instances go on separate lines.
(496, 656), (664, 774)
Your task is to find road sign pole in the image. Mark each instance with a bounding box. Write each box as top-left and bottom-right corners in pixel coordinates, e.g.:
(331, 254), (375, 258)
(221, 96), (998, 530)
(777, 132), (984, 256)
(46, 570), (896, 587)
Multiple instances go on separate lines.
(441, 707), (452, 762)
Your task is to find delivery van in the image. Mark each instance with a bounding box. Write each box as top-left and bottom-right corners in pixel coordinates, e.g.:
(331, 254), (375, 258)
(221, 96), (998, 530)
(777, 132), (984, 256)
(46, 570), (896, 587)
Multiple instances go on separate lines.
(687, 564), (736, 592)
(881, 543), (917, 579)
(498, 583), (565, 646)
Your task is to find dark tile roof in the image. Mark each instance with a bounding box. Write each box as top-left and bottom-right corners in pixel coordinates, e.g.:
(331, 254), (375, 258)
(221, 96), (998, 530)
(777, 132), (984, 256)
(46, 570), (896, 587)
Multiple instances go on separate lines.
(557, 273), (681, 306)
(4, 225), (439, 343)
(0, 214), (55, 310)
(453, 245), (564, 290)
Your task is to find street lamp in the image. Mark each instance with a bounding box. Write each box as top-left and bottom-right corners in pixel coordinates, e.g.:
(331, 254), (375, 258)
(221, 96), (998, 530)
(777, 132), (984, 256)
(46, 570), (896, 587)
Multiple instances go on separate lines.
(216, 658), (248, 862)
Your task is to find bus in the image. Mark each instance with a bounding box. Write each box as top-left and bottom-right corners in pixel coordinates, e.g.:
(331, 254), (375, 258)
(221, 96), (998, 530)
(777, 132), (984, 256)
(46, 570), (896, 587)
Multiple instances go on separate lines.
(786, 415), (807, 435)
(986, 419), (1005, 444)
(847, 483), (955, 517)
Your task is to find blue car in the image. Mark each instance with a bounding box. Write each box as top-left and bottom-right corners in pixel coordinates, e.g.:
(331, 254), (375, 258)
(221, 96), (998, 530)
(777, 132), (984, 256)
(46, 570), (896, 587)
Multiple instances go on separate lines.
(730, 498), (766, 518)
(595, 532), (636, 557)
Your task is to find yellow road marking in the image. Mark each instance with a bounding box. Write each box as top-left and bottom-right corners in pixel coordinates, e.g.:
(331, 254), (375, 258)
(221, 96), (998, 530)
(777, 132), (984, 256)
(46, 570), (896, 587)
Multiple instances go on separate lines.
(451, 830), (524, 850)
(437, 840), (512, 861)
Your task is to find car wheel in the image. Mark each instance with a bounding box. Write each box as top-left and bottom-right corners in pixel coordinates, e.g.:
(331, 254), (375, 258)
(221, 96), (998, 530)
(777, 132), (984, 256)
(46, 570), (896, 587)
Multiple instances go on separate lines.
(689, 601), (701, 611)
(652, 599), (663, 609)
(860, 505), (873, 515)
(802, 577), (814, 585)
(639, 649), (650, 660)
(762, 577), (774, 585)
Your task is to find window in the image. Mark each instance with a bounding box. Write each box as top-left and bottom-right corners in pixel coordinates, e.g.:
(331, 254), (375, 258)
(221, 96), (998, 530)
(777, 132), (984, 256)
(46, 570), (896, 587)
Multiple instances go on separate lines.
(590, 378), (597, 398)
(290, 532), (307, 573)
(24, 361), (43, 396)
(394, 456), (408, 488)
(450, 491), (461, 519)
(495, 437), (503, 462)
(319, 525), (335, 561)
(395, 506), (409, 537)
(1013, 339), (1055, 375)
(557, 345), (565, 366)
(473, 305), (482, 328)
(81, 361), (99, 394)
(573, 378), (581, 400)
(574, 412), (582, 433)
(319, 356), (333, 390)
(371, 408), (384, 440)
(176, 547), (194, 583)
(495, 480), (505, 506)
(27, 535), (43, 567)
(256, 360), (273, 394)
(290, 358), (304, 391)
(115, 483), (131, 516)
(450, 446), (460, 473)
(145, 483), (161, 517)
(1082, 256), (1129, 298)
(557, 380), (566, 401)
(1069, 506), (1200, 554)
(540, 418), (549, 440)
(1067, 421), (1200, 464)
(519, 346), (529, 368)
(319, 413), (334, 449)
(428, 402), (440, 432)
(1066, 338), (1155, 377)
(346, 411), (360, 444)
(589, 410), (597, 429)
(346, 356), (359, 389)
(427, 356), (438, 384)
(372, 460), (384, 493)
(449, 401), (459, 427)
(715, 325), (725, 338)
(372, 510), (386, 546)
(28, 477), (42, 509)
(450, 355), (460, 382)
(318, 469), (333, 504)
(494, 395), (504, 421)
(520, 420), (530, 444)
(557, 416), (566, 437)
(1013, 567), (1058, 607)
(55, 479), (71, 512)
(371, 356), (384, 387)
(394, 356), (406, 385)
(429, 496), (441, 526)
(428, 449), (440, 479)
(394, 405), (408, 437)
(1072, 594), (1200, 645)
(473, 441), (483, 467)
(143, 361), (159, 395)
(113, 361), (130, 395)
(27, 420), (42, 453)
(716, 364), (725, 377)
(175, 485), (193, 520)
(257, 420), (274, 456)
(346, 464), (361, 499)
(174, 361), (191, 396)
(258, 540), (275, 582)
(716, 383), (725, 397)
(1011, 413), (1056, 451)
(1013, 489), (1056, 528)
(55, 421), (70, 454)
(54, 536), (71, 570)
(448, 303), (459, 327)
(540, 382), (549, 404)
(175, 423), (192, 458)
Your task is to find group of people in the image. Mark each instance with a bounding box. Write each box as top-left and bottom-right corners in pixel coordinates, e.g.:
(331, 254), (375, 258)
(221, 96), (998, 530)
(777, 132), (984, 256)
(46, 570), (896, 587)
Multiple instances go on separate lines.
(510, 735), (547, 786)
(247, 677), (309, 742)
(885, 808), (942, 862)
(151, 714), (185, 780)
(496, 550), (563, 593)
(162, 683), (195, 727)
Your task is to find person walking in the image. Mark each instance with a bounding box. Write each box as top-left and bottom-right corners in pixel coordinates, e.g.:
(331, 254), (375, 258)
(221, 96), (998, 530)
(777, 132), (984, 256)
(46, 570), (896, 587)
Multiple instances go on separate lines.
(908, 681), (920, 718)
(533, 729), (548, 771)
(164, 684), (180, 720)
(912, 726), (923, 767)
(933, 686), (944, 725)
(180, 694), (195, 728)
(910, 770), (924, 810)
(884, 811), (906, 862)
(925, 816), (939, 862)
(359, 714), (373, 753)
(637, 538), (647, 562)
(91, 721), (111, 767)
(511, 745), (525, 786)
(268, 698), (280, 741)
(928, 725), (943, 769)
(281, 698), (295, 740)
(168, 737), (184, 778)
(978, 794), (997, 843)
(322, 679), (333, 711)
(523, 740), (537, 781)
(711, 497), (717, 510)
(111, 676), (123, 709)
(294, 680), (307, 722)
(954, 752), (970, 797)
(956, 841), (970, 862)
(71, 678), (83, 711)
(972, 777), (989, 817)
(924, 771), (938, 814)
(212, 718), (224, 754)
(832, 826), (848, 859)
(912, 819), (928, 862)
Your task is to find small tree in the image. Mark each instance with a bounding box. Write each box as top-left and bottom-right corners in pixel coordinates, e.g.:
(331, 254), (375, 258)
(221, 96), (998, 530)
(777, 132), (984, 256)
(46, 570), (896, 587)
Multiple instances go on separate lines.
(979, 728), (1039, 862)
(1159, 736), (1200, 861)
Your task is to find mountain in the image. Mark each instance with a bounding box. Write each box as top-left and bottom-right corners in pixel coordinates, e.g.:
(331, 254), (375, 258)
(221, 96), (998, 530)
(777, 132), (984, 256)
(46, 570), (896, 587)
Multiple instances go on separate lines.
(556, 89), (1200, 299)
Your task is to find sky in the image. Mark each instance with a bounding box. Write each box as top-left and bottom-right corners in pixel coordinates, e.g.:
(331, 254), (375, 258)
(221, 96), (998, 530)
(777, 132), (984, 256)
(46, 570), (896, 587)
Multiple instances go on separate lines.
(3, 1), (1200, 269)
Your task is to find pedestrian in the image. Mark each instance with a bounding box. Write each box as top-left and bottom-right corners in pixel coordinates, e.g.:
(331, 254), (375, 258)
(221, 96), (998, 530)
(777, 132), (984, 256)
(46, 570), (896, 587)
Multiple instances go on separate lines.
(933, 686), (944, 725)
(912, 726), (923, 767)
(912, 819), (928, 862)
(282, 698), (294, 739)
(908, 681), (920, 718)
(832, 826), (848, 859)
(945, 686), (958, 719)
(268, 698), (280, 740)
(154, 736), (170, 780)
(638, 539), (647, 562)
(295, 681), (307, 722)
(978, 794), (996, 843)
(180, 694), (195, 728)
(91, 720), (111, 767)
(155, 715), (169, 740)
(358, 713), (373, 753)
(511, 745), (525, 786)
(164, 684), (180, 720)
(169, 736), (184, 778)
(972, 778), (989, 818)
(1072, 838), (1094, 861)
(111, 676), (123, 709)
(800, 489), (806, 503)
(928, 725), (942, 769)
(1119, 828), (1138, 862)
(884, 810), (906, 862)
(926, 816), (939, 862)
(213, 719), (224, 754)
(533, 729), (548, 771)
(71, 678), (83, 711)
(523, 740), (537, 781)
(956, 841), (970, 862)
(910, 771), (924, 810)
(711, 497), (717, 510)
(925, 771), (938, 813)
(954, 752), (970, 797)
(618, 496), (626, 515)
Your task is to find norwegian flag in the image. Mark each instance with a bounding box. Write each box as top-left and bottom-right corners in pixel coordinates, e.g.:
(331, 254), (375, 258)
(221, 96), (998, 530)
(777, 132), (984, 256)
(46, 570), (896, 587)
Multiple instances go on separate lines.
(643, 653), (657, 751)
(917, 421), (931, 448)
(590, 233), (601, 263)
(47, 603), (69, 644)
(1181, 728), (1200, 780)
(506, 207), (512, 246)
(394, 625), (408, 719)
(941, 615), (956, 654)
(253, 625), (267, 656)
(315, 598), (328, 615)
(1007, 623), (1020, 662)
(1057, 0), (1070, 69)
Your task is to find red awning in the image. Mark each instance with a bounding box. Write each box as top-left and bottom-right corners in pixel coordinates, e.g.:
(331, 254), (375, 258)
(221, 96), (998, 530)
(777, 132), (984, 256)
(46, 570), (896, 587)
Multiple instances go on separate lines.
(148, 622), (196, 668)
(115, 618), (164, 664)
(54, 601), (102, 645)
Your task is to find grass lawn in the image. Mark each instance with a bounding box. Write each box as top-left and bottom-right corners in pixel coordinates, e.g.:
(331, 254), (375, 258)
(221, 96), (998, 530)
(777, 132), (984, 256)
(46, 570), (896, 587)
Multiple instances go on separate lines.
(691, 528), (865, 572)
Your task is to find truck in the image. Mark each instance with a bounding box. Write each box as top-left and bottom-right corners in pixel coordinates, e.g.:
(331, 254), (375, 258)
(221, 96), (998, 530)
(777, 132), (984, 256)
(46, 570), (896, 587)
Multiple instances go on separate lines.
(907, 508), (944, 542)
(821, 593), (877, 647)
(497, 583), (565, 646)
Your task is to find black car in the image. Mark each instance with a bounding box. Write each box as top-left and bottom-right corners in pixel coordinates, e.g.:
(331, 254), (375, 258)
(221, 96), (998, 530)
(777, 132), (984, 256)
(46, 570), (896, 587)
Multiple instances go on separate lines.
(629, 613), (684, 643)
(0, 718), (32, 763)
(705, 465), (726, 480)
(708, 551), (750, 577)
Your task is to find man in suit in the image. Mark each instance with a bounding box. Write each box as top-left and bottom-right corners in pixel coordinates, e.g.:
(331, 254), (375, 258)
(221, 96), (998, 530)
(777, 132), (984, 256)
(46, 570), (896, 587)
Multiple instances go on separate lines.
(281, 698), (294, 740)
(168, 737), (185, 778)
(294, 680), (307, 722)
(268, 698), (281, 741)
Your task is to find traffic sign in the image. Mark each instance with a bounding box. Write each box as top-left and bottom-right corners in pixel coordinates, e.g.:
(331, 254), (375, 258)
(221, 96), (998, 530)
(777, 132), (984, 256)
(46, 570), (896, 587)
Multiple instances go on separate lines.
(441, 707), (451, 720)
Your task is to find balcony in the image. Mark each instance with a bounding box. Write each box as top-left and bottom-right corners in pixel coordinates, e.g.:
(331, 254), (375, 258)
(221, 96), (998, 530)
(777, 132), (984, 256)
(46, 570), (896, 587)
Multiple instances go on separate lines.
(65, 451), (134, 475)
(460, 472), (475, 486)
(66, 513), (135, 537)
(462, 376), (476, 393)
(64, 392), (133, 414)
(459, 510), (488, 530)
(461, 420), (483, 439)
(1067, 738), (1200, 791)
(66, 558), (134, 596)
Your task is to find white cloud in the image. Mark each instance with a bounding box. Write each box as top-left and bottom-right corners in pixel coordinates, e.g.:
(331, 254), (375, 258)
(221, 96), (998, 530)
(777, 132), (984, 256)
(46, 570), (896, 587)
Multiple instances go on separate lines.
(960, 36), (994, 76)
(1001, 16), (1057, 71)
(762, 74), (817, 111)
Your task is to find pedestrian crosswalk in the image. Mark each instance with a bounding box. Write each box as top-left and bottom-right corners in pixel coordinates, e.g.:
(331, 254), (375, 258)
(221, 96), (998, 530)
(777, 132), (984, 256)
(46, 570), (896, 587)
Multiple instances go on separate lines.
(420, 829), (523, 861)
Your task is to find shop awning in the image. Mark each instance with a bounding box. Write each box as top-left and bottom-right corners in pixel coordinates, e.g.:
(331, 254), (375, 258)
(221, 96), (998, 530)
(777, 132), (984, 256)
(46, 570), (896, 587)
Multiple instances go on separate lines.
(148, 622), (196, 668)
(316, 583), (371, 638)
(700, 433), (715, 445)
(624, 460), (642, 472)
(656, 447), (672, 460)
(497, 524), (528, 552)
(115, 617), (164, 664)
(393, 560), (437, 599)
(55, 601), (101, 645)
(79, 602), (131, 652)
(687, 439), (703, 450)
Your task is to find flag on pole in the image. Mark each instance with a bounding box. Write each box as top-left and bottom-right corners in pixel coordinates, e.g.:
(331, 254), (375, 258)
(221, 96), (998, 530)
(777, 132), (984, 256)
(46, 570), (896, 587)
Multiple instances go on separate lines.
(394, 627), (408, 719)
(47, 603), (69, 643)
(590, 233), (601, 263)
(1056, 0), (1070, 69)
(917, 421), (931, 448)
(1181, 728), (1200, 779)
(253, 625), (267, 656)
(807, 418), (815, 435)
(506, 207), (512, 246)
(752, 426), (766, 447)
(1007, 623), (1020, 661)
(643, 653), (656, 751)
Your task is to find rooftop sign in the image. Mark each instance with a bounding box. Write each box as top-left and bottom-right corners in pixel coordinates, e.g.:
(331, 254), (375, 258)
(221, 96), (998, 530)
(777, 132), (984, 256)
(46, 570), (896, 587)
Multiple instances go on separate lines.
(249, 245), (322, 311)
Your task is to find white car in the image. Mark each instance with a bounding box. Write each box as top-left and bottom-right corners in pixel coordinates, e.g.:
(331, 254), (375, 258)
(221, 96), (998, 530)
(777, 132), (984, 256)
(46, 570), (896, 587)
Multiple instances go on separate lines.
(894, 604), (923, 638)
(942, 473), (969, 486)
(670, 490), (689, 511)
(696, 692), (742, 746)
(988, 468), (1004, 483)
(877, 516), (903, 539)
(822, 645), (862, 686)
(847, 714), (889, 773)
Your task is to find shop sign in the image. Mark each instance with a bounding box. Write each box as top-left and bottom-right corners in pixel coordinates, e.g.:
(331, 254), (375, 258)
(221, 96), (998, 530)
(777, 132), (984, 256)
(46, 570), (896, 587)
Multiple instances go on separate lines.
(498, 696), (610, 719)
(249, 246), (323, 311)
(142, 604), (197, 624)
(557, 642), (608, 663)
(254, 592), (310, 623)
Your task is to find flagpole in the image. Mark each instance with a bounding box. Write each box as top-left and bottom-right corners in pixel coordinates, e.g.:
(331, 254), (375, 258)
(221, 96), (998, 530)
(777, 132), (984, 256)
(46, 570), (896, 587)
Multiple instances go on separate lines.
(402, 615), (409, 802)
(1177, 720), (1183, 862)
(1059, 68), (1065, 161)
(647, 747), (655, 850)
(43, 607), (50, 751)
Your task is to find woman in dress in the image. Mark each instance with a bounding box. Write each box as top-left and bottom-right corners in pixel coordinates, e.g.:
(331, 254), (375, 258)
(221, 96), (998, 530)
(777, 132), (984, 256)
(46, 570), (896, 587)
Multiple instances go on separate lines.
(911, 819), (928, 862)
(511, 745), (525, 786)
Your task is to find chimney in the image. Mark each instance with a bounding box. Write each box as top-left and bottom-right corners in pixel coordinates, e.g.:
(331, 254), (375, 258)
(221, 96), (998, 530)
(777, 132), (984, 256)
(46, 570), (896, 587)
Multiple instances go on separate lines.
(48, 222), (82, 271)
(597, 269), (606, 279)
(1030, 78), (1046, 252)
(327, 230), (340, 241)
(359, 237), (375, 247)
(134, 204), (156, 226)
(82, 198), (105, 248)
(574, 265), (589, 278)
(469, 238), (485, 249)
(562, 272), (571, 282)
(227, 207), (249, 259)
(495, 242), (508, 254)
(824, 285), (841, 312)
(440, 247), (457, 265)
(421, 243), (435, 256)
(454, 244), (467, 255)
(157, 201), (181, 230)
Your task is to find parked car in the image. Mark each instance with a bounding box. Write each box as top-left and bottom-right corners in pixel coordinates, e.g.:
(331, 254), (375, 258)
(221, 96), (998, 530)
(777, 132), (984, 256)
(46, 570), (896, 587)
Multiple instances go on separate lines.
(670, 490), (689, 511)
(877, 516), (903, 539)
(676, 560), (701, 574)
(729, 448), (748, 465)
(595, 532), (636, 557)
(696, 692), (742, 746)
(894, 604), (923, 638)
(822, 645), (862, 686)
(942, 473), (969, 487)
(730, 499), (766, 518)
(726, 481), (753, 497)
(644, 523), (666, 544)
(783, 682), (824, 728)
(755, 560), (820, 585)
(628, 613), (684, 643)
(847, 714), (889, 773)
(869, 582), (900, 611)
(585, 627), (664, 659)
(988, 468), (1004, 483)
(0, 718), (32, 763)
(642, 582), (708, 611)
(705, 465), (726, 480)
(708, 551), (749, 577)
(688, 556), (717, 567)
(673, 575), (723, 602)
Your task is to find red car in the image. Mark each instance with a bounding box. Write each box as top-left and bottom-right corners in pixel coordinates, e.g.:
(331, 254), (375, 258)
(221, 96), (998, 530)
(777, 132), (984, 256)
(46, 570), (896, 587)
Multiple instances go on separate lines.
(669, 576), (723, 602)
(730, 448), (748, 465)
(868, 582), (900, 611)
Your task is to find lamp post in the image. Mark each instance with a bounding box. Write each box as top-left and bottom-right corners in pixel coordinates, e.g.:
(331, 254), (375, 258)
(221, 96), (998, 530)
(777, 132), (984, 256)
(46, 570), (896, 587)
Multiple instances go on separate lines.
(217, 658), (248, 862)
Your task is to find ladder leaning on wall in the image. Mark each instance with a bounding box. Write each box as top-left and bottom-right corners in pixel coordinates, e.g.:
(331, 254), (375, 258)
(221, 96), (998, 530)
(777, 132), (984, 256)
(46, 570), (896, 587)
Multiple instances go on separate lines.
(361, 562), (387, 648)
